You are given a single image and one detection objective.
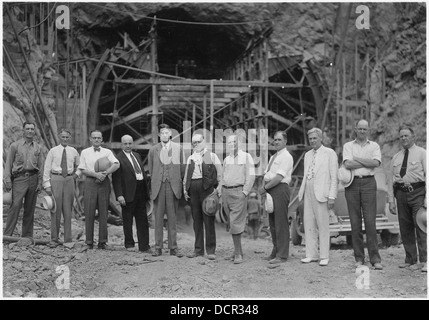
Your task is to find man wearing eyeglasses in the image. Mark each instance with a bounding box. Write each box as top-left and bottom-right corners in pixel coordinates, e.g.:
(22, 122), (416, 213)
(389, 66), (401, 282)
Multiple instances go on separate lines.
(78, 130), (119, 250)
(183, 134), (222, 260)
(148, 124), (185, 257)
(342, 119), (383, 270)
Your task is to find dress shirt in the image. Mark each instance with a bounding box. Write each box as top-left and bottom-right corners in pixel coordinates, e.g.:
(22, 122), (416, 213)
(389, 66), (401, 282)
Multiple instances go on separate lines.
(4, 138), (44, 184)
(42, 145), (80, 188)
(221, 150), (255, 195)
(391, 144), (426, 184)
(264, 147), (293, 184)
(78, 146), (119, 172)
(124, 151), (143, 180)
(183, 150), (222, 186)
(342, 139), (381, 176)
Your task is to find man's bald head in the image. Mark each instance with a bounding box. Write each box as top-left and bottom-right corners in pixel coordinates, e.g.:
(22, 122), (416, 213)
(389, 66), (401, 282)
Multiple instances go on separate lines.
(121, 135), (134, 152)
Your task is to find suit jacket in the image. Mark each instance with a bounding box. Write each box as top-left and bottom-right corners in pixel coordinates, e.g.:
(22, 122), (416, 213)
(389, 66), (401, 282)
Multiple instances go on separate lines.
(147, 141), (184, 200)
(298, 145), (338, 202)
(112, 150), (150, 203)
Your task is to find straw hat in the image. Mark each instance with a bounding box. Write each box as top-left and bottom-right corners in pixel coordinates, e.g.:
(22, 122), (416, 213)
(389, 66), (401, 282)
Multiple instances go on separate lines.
(41, 195), (57, 213)
(416, 206), (427, 234)
(94, 156), (111, 172)
(202, 190), (220, 216)
(338, 165), (354, 188)
(265, 193), (274, 214)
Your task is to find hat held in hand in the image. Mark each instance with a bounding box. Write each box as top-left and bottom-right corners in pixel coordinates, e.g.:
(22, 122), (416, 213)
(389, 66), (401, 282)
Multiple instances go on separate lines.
(338, 165), (354, 188)
(202, 190), (219, 216)
(416, 206), (427, 234)
(94, 156), (111, 172)
(41, 195), (57, 213)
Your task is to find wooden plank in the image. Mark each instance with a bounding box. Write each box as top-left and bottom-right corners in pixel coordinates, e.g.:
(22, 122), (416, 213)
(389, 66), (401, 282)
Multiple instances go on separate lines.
(159, 85), (252, 93)
(115, 78), (303, 88)
(160, 96), (232, 103)
(160, 102), (226, 108)
(159, 91), (239, 99)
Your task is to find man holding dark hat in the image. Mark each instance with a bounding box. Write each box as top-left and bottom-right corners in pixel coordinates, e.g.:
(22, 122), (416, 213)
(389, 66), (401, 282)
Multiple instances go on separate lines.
(388, 125), (426, 273)
(183, 133), (222, 260)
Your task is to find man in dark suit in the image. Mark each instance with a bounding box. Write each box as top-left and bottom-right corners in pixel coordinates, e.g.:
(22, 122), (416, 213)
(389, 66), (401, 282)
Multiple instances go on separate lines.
(112, 135), (151, 253)
(148, 124), (184, 257)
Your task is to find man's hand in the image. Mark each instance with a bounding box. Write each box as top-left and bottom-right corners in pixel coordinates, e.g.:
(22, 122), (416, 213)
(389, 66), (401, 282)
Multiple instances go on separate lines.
(389, 202), (397, 215)
(73, 173), (79, 180)
(184, 190), (190, 201)
(117, 196), (126, 206)
(96, 172), (106, 181)
(258, 185), (267, 195)
(327, 198), (335, 210)
(5, 181), (12, 192)
(45, 187), (53, 196)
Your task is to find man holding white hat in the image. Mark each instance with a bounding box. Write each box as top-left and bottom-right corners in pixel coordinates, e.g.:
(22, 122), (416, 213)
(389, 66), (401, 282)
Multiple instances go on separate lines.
(388, 125), (426, 273)
(43, 129), (80, 248)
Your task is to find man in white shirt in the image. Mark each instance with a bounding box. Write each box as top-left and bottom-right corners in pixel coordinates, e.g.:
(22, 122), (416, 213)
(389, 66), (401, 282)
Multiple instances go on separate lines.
(78, 130), (119, 249)
(220, 134), (255, 264)
(43, 129), (80, 247)
(259, 131), (294, 265)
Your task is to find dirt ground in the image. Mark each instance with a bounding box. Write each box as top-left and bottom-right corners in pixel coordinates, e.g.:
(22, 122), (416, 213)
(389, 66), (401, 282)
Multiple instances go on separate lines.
(2, 197), (427, 300)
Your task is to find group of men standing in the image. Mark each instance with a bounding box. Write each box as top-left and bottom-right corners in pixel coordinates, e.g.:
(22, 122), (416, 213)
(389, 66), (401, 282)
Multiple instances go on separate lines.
(3, 120), (426, 273)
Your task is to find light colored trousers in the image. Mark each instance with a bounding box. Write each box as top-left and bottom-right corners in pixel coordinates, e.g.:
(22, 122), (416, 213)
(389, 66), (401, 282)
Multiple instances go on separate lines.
(51, 175), (75, 242)
(303, 179), (330, 260)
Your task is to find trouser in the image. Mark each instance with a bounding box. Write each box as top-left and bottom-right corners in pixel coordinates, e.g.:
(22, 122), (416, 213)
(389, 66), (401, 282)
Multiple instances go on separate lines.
(222, 187), (247, 235)
(122, 180), (150, 251)
(267, 183), (290, 260)
(50, 175), (75, 242)
(345, 176), (381, 264)
(154, 181), (178, 250)
(4, 174), (38, 238)
(84, 177), (110, 245)
(303, 179), (330, 260)
(189, 179), (216, 255)
(395, 186), (427, 264)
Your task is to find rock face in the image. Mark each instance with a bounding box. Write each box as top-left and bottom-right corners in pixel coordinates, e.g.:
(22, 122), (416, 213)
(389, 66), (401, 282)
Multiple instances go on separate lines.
(2, 3), (426, 161)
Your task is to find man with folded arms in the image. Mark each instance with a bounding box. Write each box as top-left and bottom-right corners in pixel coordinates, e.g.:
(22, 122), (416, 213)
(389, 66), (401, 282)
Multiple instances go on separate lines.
(388, 126), (426, 273)
(3, 122), (44, 239)
(43, 129), (80, 248)
(343, 119), (383, 270)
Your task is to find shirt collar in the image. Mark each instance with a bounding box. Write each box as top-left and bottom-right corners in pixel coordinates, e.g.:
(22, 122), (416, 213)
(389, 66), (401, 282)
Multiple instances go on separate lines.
(353, 139), (370, 146)
(162, 141), (170, 149)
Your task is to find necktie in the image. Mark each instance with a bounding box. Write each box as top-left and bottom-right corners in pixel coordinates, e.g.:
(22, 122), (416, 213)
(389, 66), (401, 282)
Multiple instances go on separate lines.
(307, 150), (317, 180)
(130, 153), (142, 174)
(266, 153), (278, 172)
(400, 148), (409, 178)
(61, 148), (68, 178)
(94, 147), (100, 152)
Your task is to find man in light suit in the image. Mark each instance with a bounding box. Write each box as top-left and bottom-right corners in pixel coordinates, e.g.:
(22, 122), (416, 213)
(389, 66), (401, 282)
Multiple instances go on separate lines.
(298, 128), (338, 266)
(112, 135), (151, 253)
(148, 124), (184, 257)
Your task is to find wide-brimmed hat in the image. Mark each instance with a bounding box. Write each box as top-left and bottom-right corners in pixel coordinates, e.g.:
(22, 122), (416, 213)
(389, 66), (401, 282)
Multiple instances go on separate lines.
(416, 206), (427, 233)
(265, 193), (274, 214)
(3, 192), (12, 205)
(338, 165), (354, 188)
(94, 156), (112, 172)
(41, 195), (57, 213)
(202, 190), (219, 216)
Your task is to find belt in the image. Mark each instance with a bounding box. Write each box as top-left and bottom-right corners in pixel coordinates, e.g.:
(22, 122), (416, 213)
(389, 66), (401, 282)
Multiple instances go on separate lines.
(395, 181), (425, 192)
(354, 175), (374, 179)
(13, 170), (38, 178)
(51, 172), (73, 176)
(223, 185), (244, 189)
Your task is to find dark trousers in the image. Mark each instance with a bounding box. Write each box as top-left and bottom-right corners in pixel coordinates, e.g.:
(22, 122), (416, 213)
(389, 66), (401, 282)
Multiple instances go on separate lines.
(345, 177), (381, 264)
(189, 179), (216, 255)
(4, 174), (38, 238)
(267, 183), (290, 259)
(84, 177), (110, 245)
(154, 181), (178, 250)
(395, 186), (427, 264)
(122, 180), (150, 251)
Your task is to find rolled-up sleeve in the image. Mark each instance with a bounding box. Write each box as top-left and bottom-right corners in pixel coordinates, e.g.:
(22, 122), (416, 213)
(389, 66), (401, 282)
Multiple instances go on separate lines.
(372, 143), (382, 164)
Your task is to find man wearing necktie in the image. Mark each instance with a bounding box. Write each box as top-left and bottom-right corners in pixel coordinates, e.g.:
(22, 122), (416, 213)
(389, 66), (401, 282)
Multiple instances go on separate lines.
(389, 126), (427, 273)
(259, 131), (293, 265)
(112, 135), (151, 253)
(148, 124), (185, 257)
(298, 128), (338, 266)
(343, 119), (383, 270)
(78, 130), (119, 249)
(42, 129), (80, 247)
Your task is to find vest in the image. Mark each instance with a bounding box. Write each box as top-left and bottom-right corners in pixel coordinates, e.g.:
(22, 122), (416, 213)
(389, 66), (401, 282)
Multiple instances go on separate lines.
(185, 152), (218, 191)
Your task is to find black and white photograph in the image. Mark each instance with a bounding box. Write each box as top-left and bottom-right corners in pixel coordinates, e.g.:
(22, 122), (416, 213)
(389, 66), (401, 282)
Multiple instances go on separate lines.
(1, 1), (427, 302)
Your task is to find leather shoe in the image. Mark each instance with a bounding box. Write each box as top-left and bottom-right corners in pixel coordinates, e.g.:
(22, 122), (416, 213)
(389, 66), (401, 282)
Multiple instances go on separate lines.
(187, 252), (204, 258)
(48, 240), (60, 248)
(170, 248), (184, 257)
(264, 248), (277, 261)
(233, 255), (243, 264)
(97, 243), (110, 250)
(398, 263), (413, 268)
(319, 259), (329, 266)
(421, 262), (427, 273)
(301, 257), (318, 263)
(373, 263), (383, 270)
(152, 249), (162, 256)
(269, 257), (287, 264)
(207, 254), (216, 260)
